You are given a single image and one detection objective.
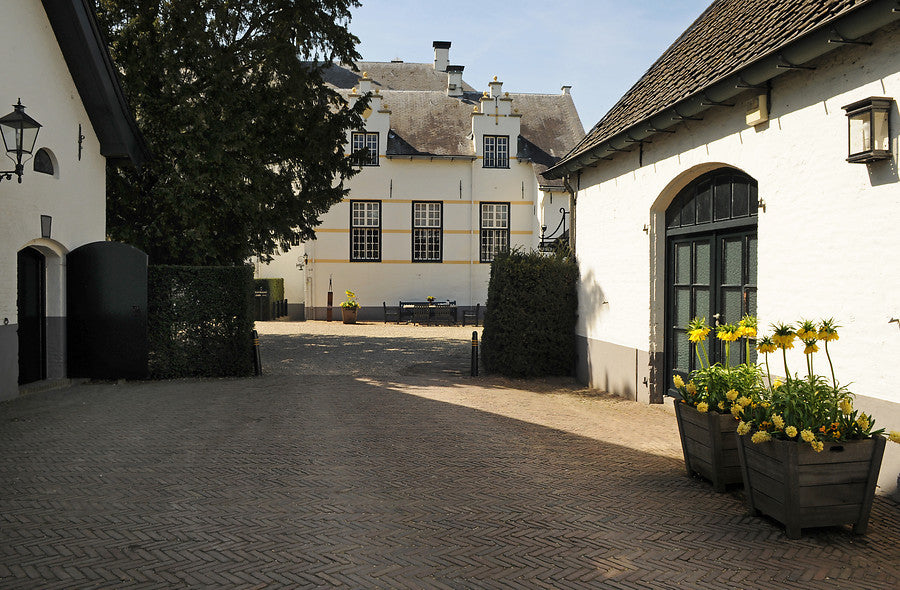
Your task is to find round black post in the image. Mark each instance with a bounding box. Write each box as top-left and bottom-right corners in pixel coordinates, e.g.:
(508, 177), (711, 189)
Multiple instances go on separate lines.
(471, 331), (479, 376)
(251, 329), (262, 375)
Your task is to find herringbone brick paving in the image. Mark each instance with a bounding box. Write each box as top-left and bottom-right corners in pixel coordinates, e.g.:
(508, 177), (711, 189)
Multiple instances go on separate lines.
(1, 321), (898, 588)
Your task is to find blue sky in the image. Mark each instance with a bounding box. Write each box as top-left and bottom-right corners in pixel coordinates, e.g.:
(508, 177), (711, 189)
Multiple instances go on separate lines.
(348, 0), (712, 130)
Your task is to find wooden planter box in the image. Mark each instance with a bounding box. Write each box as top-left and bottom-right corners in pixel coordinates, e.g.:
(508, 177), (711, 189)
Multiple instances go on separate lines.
(674, 402), (742, 492)
(736, 434), (886, 539)
(341, 307), (358, 324)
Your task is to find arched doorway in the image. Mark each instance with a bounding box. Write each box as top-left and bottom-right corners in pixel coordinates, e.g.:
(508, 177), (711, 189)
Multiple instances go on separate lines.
(17, 247), (46, 385)
(665, 168), (758, 385)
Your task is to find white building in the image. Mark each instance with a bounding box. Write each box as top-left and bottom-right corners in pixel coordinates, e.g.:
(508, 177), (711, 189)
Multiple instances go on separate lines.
(545, 0), (900, 496)
(255, 42), (583, 320)
(0, 0), (146, 400)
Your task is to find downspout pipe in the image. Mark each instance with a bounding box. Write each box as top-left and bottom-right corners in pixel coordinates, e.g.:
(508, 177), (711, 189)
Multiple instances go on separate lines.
(547, 0), (900, 178)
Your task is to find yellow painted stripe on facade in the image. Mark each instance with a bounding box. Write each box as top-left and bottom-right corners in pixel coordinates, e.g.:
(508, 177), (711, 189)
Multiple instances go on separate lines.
(315, 228), (349, 233)
(444, 230), (474, 234)
(311, 259), (479, 265)
(382, 229), (411, 234)
(511, 231), (533, 235)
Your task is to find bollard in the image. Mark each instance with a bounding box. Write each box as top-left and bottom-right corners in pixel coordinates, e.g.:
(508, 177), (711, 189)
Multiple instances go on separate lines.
(251, 329), (262, 376)
(470, 331), (479, 376)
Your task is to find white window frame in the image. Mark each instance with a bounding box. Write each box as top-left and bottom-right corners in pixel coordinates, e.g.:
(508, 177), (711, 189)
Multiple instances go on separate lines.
(350, 200), (381, 261)
(483, 135), (509, 168)
(412, 201), (442, 262)
(480, 202), (509, 262)
(351, 132), (379, 166)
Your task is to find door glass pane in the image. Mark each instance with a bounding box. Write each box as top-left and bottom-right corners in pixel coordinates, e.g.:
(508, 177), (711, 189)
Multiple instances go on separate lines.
(696, 183), (712, 224)
(722, 238), (743, 285)
(675, 243), (691, 283)
(695, 287), (709, 324)
(695, 241), (710, 285)
(747, 235), (758, 284)
(732, 181), (749, 217)
(667, 206), (681, 229)
(675, 287), (691, 326)
(714, 178), (732, 220)
(673, 332), (690, 373)
(749, 183), (758, 213)
(680, 194), (695, 226)
(722, 288), (742, 325)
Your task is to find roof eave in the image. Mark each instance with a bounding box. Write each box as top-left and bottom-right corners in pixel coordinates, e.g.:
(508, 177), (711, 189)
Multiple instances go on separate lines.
(545, 0), (900, 180)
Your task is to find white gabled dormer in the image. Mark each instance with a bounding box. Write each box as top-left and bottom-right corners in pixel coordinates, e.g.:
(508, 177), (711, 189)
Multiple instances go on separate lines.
(347, 71), (390, 166)
(471, 76), (521, 168)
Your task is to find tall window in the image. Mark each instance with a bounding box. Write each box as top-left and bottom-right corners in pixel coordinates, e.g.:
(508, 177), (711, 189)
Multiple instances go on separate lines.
(412, 201), (442, 262)
(480, 202), (509, 262)
(351, 132), (379, 166)
(350, 200), (381, 261)
(483, 135), (509, 168)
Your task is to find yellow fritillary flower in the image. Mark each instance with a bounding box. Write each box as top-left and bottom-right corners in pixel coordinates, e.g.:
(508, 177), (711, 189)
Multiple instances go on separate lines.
(736, 421), (751, 436)
(803, 340), (819, 354)
(800, 429), (816, 443)
(772, 415), (785, 430)
(785, 425), (798, 438)
(756, 340), (777, 354)
(856, 414), (870, 430)
(688, 328), (710, 343)
(818, 330), (839, 342)
(751, 431), (772, 444)
(696, 402), (709, 413)
(839, 398), (853, 416)
(740, 326), (757, 339)
(889, 431), (900, 444)
(673, 374), (684, 388)
(772, 379), (783, 389)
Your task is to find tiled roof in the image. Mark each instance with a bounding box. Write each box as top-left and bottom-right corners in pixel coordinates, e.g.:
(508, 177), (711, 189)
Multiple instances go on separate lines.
(323, 62), (476, 92)
(331, 63), (583, 186)
(558, 0), (876, 169)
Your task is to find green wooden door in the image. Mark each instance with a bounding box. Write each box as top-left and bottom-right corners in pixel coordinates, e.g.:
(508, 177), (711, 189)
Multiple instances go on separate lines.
(665, 169), (758, 389)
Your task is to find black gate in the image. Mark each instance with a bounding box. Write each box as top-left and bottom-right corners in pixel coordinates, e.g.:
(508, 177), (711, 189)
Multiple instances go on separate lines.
(17, 247), (46, 385)
(67, 242), (148, 379)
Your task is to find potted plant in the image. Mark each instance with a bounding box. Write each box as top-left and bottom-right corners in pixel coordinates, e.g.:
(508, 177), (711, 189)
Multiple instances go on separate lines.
(426, 295), (435, 303)
(340, 290), (359, 324)
(671, 316), (764, 491)
(735, 319), (900, 538)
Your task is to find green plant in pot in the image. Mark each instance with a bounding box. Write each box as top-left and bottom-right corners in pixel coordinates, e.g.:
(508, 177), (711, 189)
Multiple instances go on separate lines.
(340, 290), (359, 324)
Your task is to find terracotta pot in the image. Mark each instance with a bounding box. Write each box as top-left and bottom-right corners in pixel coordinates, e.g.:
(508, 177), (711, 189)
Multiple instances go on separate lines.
(341, 307), (358, 324)
(736, 434), (885, 538)
(674, 402), (742, 492)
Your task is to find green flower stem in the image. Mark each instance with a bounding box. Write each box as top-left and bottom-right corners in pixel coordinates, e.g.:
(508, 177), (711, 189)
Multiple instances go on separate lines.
(764, 352), (773, 394)
(781, 347), (789, 378)
(824, 341), (837, 390)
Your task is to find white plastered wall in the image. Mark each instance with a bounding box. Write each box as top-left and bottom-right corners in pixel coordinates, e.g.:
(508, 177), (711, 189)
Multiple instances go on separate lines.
(0, 0), (108, 399)
(573, 22), (900, 494)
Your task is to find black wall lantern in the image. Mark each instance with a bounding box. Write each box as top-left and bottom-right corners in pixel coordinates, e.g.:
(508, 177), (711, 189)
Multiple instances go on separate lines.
(842, 96), (892, 163)
(0, 99), (42, 183)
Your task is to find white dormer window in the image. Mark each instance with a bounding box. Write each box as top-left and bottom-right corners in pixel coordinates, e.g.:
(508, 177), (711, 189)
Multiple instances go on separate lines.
(351, 132), (379, 166)
(483, 135), (509, 168)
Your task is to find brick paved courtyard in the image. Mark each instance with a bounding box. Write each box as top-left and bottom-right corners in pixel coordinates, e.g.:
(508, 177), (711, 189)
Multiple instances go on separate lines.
(1, 321), (898, 588)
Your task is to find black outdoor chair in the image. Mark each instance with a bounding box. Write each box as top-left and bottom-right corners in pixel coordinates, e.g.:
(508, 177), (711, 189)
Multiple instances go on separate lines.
(411, 304), (431, 325)
(462, 303), (481, 326)
(383, 301), (401, 324)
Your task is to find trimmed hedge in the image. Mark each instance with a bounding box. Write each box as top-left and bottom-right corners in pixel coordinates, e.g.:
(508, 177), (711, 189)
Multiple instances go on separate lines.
(481, 249), (578, 377)
(254, 277), (284, 303)
(148, 265), (255, 378)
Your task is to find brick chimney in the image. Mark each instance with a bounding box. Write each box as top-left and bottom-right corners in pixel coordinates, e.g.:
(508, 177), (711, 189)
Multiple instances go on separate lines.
(433, 41), (451, 72)
(447, 65), (464, 97)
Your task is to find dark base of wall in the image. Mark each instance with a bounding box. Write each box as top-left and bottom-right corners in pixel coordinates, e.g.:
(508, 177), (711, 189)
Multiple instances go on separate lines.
(287, 303), (305, 321)
(575, 334), (653, 403)
(307, 306), (481, 324)
(0, 324), (17, 401)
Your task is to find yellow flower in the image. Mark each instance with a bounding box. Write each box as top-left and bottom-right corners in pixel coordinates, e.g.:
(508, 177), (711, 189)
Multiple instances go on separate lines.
(803, 340), (819, 354)
(688, 328), (710, 343)
(739, 326), (757, 339)
(736, 421), (751, 436)
(725, 389), (738, 402)
(737, 396), (752, 407)
(889, 431), (900, 444)
(696, 402), (709, 413)
(672, 374), (684, 388)
(772, 415), (785, 430)
(856, 414), (870, 430)
(756, 341), (777, 354)
(751, 431), (772, 444)
(839, 398), (853, 416)
(718, 401), (725, 411)
(686, 382), (697, 395)
(800, 429), (816, 443)
(811, 440), (825, 453)
(785, 426), (798, 438)
(731, 405), (743, 418)
(818, 330), (839, 342)
(772, 379), (783, 389)
(345, 290), (356, 298)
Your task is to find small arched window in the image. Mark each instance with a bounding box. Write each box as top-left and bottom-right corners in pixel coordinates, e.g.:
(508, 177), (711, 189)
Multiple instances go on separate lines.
(33, 148), (55, 176)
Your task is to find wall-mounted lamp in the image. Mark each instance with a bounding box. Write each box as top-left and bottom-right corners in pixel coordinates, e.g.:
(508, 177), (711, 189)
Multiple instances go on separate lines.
(0, 99), (42, 183)
(40, 215), (52, 239)
(842, 96), (892, 163)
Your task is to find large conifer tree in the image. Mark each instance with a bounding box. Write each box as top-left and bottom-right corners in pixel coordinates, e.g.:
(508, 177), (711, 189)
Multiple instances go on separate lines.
(96, 0), (366, 265)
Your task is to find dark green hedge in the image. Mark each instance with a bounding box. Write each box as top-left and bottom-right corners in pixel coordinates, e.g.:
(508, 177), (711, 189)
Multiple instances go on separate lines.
(254, 277), (284, 303)
(481, 249), (578, 377)
(148, 265), (255, 379)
